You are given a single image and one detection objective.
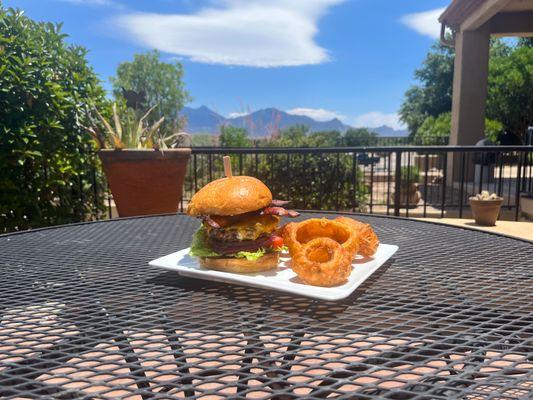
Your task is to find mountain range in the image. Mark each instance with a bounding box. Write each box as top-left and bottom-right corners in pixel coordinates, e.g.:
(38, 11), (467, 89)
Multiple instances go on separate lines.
(180, 106), (408, 137)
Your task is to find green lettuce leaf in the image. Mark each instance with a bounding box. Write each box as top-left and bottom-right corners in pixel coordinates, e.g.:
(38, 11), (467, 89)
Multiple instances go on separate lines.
(189, 227), (272, 261)
(236, 248), (266, 261)
(189, 227), (220, 258)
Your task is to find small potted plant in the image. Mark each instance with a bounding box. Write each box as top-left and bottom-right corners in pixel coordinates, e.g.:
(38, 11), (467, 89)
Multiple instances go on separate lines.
(469, 191), (503, 226)
(87, 103), (191, 217)
(392, 166), (421, 208)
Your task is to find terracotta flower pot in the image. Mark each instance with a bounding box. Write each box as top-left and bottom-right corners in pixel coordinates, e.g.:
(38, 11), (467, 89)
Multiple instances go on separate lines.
(469, 198), (503, 226)
(391, 183), (421, 208)
(99, 149), (191, 217)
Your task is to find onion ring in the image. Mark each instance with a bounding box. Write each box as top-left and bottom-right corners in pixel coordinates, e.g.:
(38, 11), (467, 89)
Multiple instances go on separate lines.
(291, 238), (352, 287)
(334, 217), (379, 257)
(283, 218), (359, 259)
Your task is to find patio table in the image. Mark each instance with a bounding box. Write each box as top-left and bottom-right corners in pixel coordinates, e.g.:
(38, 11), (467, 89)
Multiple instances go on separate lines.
(0, 212), (531, 399)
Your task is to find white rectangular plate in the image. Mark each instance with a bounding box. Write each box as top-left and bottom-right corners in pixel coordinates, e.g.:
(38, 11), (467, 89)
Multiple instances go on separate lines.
(149, 244), (398, 301)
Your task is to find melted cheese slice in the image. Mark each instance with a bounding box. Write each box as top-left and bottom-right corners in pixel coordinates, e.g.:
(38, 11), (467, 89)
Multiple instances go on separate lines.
(230, 215), (280, 240)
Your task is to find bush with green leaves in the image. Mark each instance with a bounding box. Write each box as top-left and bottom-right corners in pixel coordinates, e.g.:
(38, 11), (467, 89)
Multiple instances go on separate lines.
(400, 166), (420, 185)
(218, 125), (251, 147)
(415, 112), (503, 144)
(344, 128), (378, 146)
(414, 113), (451, 145)
(0, 7), (108, 232)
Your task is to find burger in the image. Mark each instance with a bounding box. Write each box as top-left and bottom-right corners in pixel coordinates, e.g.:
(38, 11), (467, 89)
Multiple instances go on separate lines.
(187, 175), (298, 273)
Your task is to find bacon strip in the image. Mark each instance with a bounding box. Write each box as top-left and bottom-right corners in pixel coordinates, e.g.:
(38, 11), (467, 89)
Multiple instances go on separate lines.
(202, 215), (220, 229)
(261, 207), (299, 217)
(270, 199), (291, 207)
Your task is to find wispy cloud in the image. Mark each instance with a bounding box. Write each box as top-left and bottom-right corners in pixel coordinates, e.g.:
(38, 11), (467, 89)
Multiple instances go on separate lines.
(112, 0), (345, 67)
(287, 107), (345, 121)
(351, 112), (405, 130)
(56, 0), (118, 6)
(400, 7), (445, 39)
(228, 111), (250, 119)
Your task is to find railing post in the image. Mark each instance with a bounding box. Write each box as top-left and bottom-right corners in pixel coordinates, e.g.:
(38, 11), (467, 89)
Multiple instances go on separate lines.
(515, 151), (523, 221)
(394, 150), (402, 217)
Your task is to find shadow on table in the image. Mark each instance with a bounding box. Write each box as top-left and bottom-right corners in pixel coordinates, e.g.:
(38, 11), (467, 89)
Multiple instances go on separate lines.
(146, 258), (395, 322)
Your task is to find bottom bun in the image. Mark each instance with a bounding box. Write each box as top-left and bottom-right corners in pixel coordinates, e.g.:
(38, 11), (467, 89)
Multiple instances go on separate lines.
(199, 252), (279, 273)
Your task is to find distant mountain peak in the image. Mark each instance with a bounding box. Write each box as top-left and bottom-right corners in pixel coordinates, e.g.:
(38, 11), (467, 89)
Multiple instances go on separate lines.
(181, 106), (408, 137)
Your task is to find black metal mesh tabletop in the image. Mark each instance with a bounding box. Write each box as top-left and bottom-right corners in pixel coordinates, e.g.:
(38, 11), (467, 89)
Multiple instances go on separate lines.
(0, 213), (532, 399)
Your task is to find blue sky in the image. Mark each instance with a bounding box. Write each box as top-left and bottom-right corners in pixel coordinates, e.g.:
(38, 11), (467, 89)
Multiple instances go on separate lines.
(6, 0), (450, 129)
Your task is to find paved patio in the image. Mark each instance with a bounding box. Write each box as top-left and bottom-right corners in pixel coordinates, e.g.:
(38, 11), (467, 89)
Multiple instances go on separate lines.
(415, 218), (533, 242)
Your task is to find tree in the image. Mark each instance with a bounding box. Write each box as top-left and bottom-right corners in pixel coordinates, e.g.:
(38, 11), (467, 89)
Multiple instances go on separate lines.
(415, 113), (451, 144)
(399, 43), (454, 136)
(111, 50), (190, 129)
(219, 126), (251, 147)
(261, 125), (309, 147)
(400, 39), (532, 140)
(487, 43), (532, 137)
(0, 6), (108, 232)
(308, 130), (342, 147)
(344, 128), (378, 146)
(415, 112), (503, 144)
(518, 37), (533, 48)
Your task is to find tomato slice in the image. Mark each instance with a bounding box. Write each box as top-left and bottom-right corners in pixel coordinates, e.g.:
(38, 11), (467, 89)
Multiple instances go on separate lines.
(268, 235), (284, 250)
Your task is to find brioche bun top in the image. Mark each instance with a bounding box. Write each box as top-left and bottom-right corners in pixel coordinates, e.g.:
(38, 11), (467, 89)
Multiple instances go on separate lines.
(187, 176), (272, 216)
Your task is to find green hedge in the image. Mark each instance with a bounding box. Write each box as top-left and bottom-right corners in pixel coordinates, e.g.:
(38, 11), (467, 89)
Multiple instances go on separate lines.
(0, 7), (108, 232)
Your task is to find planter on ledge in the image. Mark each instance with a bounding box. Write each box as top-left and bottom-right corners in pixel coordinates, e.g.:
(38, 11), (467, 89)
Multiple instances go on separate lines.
(469, 196), (503, 226)
(392, 182), (421, 208)
(99, 148), (191, 217)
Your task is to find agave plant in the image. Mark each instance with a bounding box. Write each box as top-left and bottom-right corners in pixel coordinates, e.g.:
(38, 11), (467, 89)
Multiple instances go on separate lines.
(87, 103), (189, 150)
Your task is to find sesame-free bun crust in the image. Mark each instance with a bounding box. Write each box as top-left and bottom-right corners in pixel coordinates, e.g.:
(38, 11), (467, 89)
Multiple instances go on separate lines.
(187, 176), (272, 216)
(199, 252), (279, 273)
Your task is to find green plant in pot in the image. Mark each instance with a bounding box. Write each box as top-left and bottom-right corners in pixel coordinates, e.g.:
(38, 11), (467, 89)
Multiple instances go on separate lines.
(392, 166), (421, 208)
(87, 103), (191, 217)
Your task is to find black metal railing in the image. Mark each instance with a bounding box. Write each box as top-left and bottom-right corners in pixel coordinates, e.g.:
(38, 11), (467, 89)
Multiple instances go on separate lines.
(179, 146), (533, 221)
(6, 145), (530, 233)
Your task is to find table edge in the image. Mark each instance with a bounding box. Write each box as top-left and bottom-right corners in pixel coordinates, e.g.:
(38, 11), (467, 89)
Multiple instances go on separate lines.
(1, 211), (532, 245)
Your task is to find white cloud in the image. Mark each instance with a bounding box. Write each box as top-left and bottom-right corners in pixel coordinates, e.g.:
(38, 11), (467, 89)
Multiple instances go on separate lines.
(113, 0), (345, 67)
(400, 7), (445, 39)
(351, 112), (405, 130)
(287, 107), (344, 121)
(228, 112), (250, 119)
(57, 0), (117, 6)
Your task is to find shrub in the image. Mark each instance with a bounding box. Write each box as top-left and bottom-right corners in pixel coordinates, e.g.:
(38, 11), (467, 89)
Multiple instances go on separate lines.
(400, 166), (420, 184)
(0, 7), (109, 232)
(344, 128), (378, 146)
(415, 112), (504, 144)
(415, 113), (451, 145)
(219, 126), (252, 147)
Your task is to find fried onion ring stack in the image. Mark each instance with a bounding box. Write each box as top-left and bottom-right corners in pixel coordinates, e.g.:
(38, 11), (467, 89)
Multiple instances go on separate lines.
(334, 217), (379, 257)
(283, 217), (379, 287)
(283, 218), (359, 258)
(292, 238), (351, 287)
